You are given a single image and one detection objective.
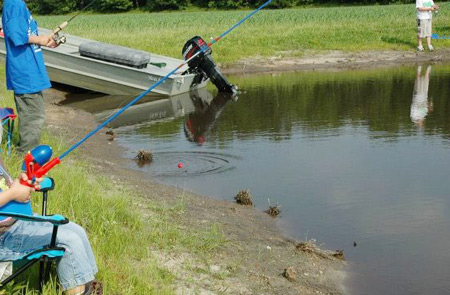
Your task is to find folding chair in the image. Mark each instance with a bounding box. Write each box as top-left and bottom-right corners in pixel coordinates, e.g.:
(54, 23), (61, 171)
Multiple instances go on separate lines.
(0, 107), (17, 155)
(0, 177), (68, 294)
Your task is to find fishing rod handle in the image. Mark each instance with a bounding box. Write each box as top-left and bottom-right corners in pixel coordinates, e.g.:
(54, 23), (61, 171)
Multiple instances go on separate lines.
(53, 21), (69, 34)
(19, 157), (61, 187)
(51, 21), (68, 45)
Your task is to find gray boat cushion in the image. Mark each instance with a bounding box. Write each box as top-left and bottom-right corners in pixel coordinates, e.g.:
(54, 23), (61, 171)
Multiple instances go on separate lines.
(79, 42), (150, 69)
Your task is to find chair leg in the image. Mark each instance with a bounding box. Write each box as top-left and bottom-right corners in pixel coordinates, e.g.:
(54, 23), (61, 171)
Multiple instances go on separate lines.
(38, 257), (58, 294)
(38, 258), (47, 294)
(44, 260), (52, 283)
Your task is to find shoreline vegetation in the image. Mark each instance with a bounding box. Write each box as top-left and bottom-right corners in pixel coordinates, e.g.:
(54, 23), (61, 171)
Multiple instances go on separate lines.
(1, 4), (449, 294)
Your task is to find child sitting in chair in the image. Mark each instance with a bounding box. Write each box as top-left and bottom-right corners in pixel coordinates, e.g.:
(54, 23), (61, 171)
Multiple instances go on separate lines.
(0, 159), (99, 295)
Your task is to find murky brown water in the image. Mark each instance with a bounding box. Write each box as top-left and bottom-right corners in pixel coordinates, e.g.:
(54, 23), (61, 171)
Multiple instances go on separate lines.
(63, 64), (450, 295)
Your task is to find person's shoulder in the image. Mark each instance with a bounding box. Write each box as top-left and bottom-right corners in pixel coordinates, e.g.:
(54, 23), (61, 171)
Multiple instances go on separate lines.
(3, 0), (26, 9)
(2, 0), (27, 19)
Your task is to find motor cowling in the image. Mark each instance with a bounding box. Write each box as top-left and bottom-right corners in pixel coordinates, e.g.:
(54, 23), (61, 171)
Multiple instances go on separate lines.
(182, 36), (237, 94)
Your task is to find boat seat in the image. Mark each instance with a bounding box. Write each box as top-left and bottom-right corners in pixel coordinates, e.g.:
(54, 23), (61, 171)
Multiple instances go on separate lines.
(79, 42), (150, 69)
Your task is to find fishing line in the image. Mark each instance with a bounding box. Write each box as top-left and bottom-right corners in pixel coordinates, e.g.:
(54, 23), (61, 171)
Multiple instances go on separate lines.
(67, 0), (98, 23)
(435, 1), (450, 15)
(40, 0), (272, 167)
(51, 0), (100, 44)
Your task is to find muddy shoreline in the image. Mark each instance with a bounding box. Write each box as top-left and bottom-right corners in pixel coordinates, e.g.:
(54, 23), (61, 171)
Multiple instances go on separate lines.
(43, 50), (447, 294)
(221, 49), (450, 75)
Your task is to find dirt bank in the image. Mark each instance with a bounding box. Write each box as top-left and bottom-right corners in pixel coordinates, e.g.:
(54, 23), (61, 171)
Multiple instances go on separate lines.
(222, 49), (450, 74)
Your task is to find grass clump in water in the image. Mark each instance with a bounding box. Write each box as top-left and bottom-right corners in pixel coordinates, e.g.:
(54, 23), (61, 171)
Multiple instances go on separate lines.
(234, 190), (253, 206)
(135, 150), (153, 165)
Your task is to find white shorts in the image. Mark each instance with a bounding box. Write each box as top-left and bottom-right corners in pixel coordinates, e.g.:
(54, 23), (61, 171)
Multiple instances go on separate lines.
(417, 18), (432, 38)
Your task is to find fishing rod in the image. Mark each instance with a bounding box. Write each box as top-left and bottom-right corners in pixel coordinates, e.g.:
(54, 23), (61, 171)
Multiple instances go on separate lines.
(434, 1), (450, 15)
(51, 0), (99, 45)
(20, 0), (274, 185)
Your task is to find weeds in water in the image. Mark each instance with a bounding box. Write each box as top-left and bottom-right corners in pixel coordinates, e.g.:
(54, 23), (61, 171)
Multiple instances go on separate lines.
(234, 190), (253, 206)
(264, 198), (281, 217)
(135, 150), (153, 166)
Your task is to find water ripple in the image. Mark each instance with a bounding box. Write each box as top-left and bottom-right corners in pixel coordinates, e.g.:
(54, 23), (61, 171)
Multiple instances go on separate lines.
(133, 151), (239, 177)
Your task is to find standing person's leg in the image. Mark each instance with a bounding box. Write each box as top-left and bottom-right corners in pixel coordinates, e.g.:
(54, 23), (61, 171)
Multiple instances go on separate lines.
(426, 19), (434, 51)
(14, 92), (46, 154)
(417, 19), (425, 51)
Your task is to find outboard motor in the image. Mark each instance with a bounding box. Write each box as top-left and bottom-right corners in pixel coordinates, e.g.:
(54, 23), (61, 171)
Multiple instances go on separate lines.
(182, 36), (237, 94)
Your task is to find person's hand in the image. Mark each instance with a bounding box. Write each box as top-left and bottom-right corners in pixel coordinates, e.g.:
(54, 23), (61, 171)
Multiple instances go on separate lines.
(36, 35), (52, 46)
(36, 35), (57, 48)
(20, 173), (43, 190)
(46, 36), (58, 48)
(10, 178), (34, 203)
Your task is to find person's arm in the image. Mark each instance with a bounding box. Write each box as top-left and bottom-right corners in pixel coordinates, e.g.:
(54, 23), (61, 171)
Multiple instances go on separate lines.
(28, 35), (57, 48)
(0, 173), (42, 207)
(417, 6), (436, 11)
(416, 0), (438, 11)
(0, 185), (18, 207)
(0, 178), (35, 207)
(3, 4), (56, 48)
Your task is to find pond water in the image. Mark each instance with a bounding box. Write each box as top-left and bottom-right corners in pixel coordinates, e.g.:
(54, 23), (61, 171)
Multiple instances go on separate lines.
(63, 64), (450, 295)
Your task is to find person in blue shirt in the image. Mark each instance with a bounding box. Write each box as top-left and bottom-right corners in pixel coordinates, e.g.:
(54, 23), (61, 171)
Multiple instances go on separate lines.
(1, 0), (57, 154)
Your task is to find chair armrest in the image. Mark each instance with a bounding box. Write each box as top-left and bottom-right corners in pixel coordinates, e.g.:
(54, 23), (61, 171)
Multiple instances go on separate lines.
(0, 212), (68, 225)
(37, 177), (55, 193)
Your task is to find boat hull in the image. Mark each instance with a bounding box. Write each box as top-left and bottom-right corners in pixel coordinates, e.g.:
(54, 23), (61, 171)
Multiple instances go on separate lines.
(0, 28), (208, 96)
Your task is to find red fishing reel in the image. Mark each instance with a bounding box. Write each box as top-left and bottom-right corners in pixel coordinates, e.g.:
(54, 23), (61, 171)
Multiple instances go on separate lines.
(20, 145), (61, 187)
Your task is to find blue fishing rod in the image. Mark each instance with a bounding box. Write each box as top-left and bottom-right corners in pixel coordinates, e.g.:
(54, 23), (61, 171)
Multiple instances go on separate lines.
(22, 0), (274, 183)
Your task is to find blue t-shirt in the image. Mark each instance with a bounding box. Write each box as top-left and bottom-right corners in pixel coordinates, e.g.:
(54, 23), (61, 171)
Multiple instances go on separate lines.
(2, 0), (51, 94)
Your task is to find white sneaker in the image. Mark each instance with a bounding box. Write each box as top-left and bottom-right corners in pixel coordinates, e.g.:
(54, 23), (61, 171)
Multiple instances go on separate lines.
(417, 45), (424, 52)
(428, 45), (434, 51)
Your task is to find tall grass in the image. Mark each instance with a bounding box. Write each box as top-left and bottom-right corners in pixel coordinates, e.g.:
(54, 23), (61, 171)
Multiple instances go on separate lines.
(0, 66), (224, 294)
(35, 4), (450, 64)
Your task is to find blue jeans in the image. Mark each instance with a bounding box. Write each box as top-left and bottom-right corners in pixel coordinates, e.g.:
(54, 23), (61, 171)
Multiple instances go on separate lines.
(0, 220), (98, 290)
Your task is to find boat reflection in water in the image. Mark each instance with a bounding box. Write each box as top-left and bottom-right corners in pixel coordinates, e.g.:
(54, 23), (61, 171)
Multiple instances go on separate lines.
(61, 88), (237, 132)
(184, 92), (238, 145)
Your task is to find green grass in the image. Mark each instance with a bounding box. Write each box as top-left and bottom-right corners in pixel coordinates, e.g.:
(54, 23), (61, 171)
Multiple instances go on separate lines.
(34, 4), (450, 64)
(0, 67), (224, 293)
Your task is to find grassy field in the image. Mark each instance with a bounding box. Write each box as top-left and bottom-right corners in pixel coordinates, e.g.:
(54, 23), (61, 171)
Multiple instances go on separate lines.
(0, 66), (224, 294)
(35, 4), (450, 64)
